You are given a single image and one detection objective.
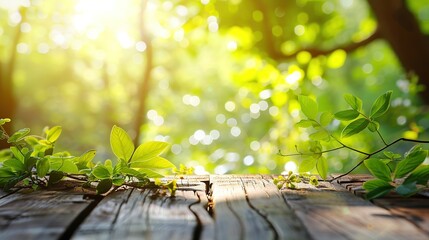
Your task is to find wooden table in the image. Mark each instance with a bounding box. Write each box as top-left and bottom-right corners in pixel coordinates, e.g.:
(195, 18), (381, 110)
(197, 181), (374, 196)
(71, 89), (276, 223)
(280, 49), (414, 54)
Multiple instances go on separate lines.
(0, 175), (428, 239)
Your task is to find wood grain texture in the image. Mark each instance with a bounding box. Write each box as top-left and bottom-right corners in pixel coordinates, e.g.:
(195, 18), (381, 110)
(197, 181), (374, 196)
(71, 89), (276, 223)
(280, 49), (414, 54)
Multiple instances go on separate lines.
(210, 175), (310, 240)
(0, 190), (94, 240)
(73, 182), (213, 240)
(335, 174), (429, 236)
(282, 181), (428, 240)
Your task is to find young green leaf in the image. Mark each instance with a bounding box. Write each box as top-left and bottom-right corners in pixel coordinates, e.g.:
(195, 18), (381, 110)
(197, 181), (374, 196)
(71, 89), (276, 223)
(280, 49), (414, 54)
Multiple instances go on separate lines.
(131, 141), (170, 162)
(0, 118), (11, 126)
(341, 118), (369, 138)
(3, 159), (25, 173)
(138, 168), (164, 178)
(295, 119), (315, 128)
(96, 178), (113, 194)
(130, 156), (175, 169)
(7, 128), (30, 143)
(395, 150), (427, 179)
(316, 156), (328, 180)
(364, 158), (392, 182)
(36, 158), (50, 178)
(110, 125), (135, 161)
(319, 112), (333, 126)
(46, 126), (62, 143)
(75, 150), (96, 169)
(298, 95), (318, 120)
(403, 165), (429, 185)
(92, 165), (112, 180)
(344, 94), (362, 111)
(334, 109), (359, 121)
(370, 91), (392, 118)
(10, 146), (24, 163)
(299, 158), (317, 172)
(49, 157), (79, 174)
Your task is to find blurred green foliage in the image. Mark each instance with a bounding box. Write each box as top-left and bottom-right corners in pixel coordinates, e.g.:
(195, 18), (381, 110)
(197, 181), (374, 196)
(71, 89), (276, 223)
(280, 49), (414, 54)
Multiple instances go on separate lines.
(1, 0), (428, 175)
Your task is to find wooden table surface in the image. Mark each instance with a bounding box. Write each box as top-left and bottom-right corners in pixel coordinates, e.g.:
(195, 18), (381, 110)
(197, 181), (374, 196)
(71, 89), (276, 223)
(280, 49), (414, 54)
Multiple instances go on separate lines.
(0, 174), (428, 240)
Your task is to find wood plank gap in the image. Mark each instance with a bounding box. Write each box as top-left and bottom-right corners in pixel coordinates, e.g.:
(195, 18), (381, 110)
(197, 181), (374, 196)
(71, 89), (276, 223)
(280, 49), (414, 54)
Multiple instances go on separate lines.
(239, 177), (279, 240)
(58, 194), (104, 240)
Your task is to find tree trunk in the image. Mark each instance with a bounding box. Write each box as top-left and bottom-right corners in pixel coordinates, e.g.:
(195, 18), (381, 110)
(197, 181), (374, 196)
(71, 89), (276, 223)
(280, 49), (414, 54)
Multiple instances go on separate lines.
(0, 8), (26, 149)
(368, 0), (429, 103)
(133, 0), (154, 147)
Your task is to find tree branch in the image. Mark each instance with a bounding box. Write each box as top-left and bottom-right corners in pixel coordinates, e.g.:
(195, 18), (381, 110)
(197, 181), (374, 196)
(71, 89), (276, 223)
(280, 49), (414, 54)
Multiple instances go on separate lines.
(273, 28), (381, 60)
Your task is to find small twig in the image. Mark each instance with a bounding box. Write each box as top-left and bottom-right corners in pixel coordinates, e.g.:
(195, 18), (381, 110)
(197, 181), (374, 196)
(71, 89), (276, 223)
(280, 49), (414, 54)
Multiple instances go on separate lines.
(376, 130), (388, 146)
(278, 146), (345, 157)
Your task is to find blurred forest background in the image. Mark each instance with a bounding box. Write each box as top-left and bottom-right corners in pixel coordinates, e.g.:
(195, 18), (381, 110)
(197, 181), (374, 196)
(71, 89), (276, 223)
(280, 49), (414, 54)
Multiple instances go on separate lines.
(1, 0), (429, 175)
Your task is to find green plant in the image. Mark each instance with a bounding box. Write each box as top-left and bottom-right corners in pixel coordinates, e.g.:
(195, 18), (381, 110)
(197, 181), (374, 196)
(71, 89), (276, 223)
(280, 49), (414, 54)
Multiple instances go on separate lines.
(0, 119), (178, 195)
(278, 91), (429, 199)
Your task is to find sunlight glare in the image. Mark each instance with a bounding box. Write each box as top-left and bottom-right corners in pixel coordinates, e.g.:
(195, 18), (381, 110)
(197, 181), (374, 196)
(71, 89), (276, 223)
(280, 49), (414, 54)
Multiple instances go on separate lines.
(284, 161), (297, 173)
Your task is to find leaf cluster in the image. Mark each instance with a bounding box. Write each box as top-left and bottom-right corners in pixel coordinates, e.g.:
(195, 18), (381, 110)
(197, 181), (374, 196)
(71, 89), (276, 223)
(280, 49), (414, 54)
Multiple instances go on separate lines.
(273, 171), (319, 189)
(0, 119), (178, 195)
(363, 147), (429, 199)
(283, 91), (429, 199)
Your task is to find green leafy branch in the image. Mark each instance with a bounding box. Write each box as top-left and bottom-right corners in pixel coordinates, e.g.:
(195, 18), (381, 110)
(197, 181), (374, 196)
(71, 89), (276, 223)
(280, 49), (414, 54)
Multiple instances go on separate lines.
(278, 91), (429, 199)
(0, 119), (180, 195)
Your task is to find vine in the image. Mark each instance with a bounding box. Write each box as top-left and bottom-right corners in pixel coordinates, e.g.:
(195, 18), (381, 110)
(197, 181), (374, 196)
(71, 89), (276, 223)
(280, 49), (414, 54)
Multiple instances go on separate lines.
(276, 91), (429, 199)
(0, 119), (180, 195)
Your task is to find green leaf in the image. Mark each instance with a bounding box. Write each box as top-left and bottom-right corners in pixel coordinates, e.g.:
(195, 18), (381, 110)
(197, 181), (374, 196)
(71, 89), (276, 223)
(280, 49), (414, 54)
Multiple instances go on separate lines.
(75, 150), (96, 169)
(97, 179), (113, 194)
(365, 185), (394, 200)
(130, 156), (175, 169)
(48, 171), (64, 185)
(341, 118), (369, 138)
(46, 126), (62, 143)
(367, 121), (380, 132)
(138, 168), (164, 178)
(319, 112), (333, 126)
(316, 156), (328, 180)
(295, 119), (315, 128)
(344, 94), (362, 111)
(10, 146), (24, 163)
(364, 158), (392, 182)
(112, 177), (125, 186)
(3, 159), (25, 172)
(36, 158), (50, 178)
(403, 165), (429, 185)
(334, 109), (359, 121)
(110, 125), (135, 161)
(131, 141), (170, 162)
(299, 158), (316, 172)
(49, 157), (79, 174)
(395, 150), (427, 179)
(396, 182), (419, 197)
(92, 165), (112, 180)
(370, 91), (392, 118)
(298, 95), (318, 120)
(0, 118), (11, 126)
(24, 156), (37, 171)
(7, 128), (30, 143)
(363, 179), (392, 192)
(309, 130), (330, 141)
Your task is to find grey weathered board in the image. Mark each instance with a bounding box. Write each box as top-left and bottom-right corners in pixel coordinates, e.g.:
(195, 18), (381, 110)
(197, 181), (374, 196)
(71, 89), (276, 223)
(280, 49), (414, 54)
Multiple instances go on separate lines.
(0, 175), (428, 240)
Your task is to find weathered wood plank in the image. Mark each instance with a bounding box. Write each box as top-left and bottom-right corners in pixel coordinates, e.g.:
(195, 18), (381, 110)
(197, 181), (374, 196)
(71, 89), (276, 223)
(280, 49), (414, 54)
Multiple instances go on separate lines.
(282, 181), (428, 240)
(73, 182), (213, 240)
(335, 174), (429, 236)
(0, 190), (95, 239)
(210, 175), (310, 240)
